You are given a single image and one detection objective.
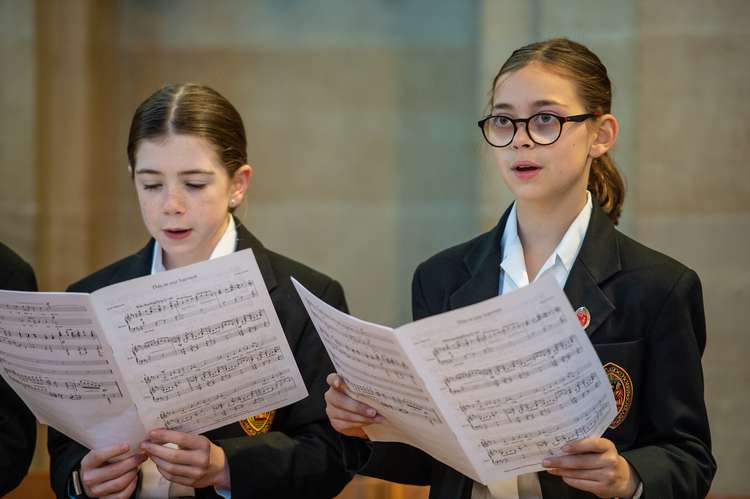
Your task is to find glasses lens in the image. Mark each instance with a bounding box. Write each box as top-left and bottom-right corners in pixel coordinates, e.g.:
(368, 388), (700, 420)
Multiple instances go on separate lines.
(484, 116), (514, 146)
(528, 114), (561, 145)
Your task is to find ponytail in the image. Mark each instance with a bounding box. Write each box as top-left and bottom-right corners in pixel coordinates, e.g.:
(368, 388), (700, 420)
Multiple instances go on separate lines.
(588, 152), (625, 225)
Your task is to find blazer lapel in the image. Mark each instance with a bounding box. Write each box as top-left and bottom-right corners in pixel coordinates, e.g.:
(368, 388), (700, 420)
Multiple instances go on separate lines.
(563, 205), (620, 339)
(234, 218), (278, 293)
(447, 208), (511, 311)
(110, 241), (154, 283)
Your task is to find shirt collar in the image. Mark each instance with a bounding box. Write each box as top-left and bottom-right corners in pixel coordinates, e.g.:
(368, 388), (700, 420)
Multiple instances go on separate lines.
(500, 191), (592, 288)
(150, 215), (237, 274)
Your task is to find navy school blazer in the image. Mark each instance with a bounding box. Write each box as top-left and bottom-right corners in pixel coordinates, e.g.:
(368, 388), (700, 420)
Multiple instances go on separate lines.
(0, 242), (39, 496)
(47, 220), (353, 499)
(345, 203), (715, 499)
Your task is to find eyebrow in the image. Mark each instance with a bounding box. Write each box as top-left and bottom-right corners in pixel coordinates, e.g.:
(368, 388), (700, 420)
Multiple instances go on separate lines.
(134, 168), (216, 176)
(492, 99), (569, 112)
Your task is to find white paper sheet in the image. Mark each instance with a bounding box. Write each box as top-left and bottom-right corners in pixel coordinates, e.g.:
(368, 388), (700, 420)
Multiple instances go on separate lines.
(0, 291), (145, 452)
(0, 249), (307, 452)
(294, 272), (617, 484)
(292, 278), (478, 480)
(398, 272), (616, 483)
(293, 278), (481, 479)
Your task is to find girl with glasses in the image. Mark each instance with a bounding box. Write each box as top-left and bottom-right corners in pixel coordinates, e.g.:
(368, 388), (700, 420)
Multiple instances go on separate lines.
(325, 38), (715, 499)
(47, 84), (352, 499)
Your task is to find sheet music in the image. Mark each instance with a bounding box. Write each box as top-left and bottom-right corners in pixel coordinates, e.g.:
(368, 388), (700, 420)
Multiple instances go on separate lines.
(93, 249), (307, 434)
(397, 273), (617, 483)
(292, 278), (479, 481)
(293, 273), (616, 484)
(0, 291), (145, 452)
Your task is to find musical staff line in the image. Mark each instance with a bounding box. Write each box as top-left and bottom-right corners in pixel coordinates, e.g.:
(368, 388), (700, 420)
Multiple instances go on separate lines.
(123, 280), (259, 333)
(130, 310), (269, 365)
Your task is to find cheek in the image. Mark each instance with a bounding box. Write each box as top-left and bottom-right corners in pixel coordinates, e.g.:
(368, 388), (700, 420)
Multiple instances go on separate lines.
(136, 194), (160, 225)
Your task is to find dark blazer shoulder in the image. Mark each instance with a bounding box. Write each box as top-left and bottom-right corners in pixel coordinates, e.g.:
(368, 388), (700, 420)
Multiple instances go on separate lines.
(0, 242), (37, 291)
(613, 229), (699, 299)
(616, 230), (691, 276)
(415, 224), (501, 289)
(68, 243), (152, 293)
(266, 248), (340, 293)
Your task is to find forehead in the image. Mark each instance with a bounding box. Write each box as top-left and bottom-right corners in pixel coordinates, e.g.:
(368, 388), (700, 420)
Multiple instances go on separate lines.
(492, 62), (583, 110)
(135, 134), (223, 173)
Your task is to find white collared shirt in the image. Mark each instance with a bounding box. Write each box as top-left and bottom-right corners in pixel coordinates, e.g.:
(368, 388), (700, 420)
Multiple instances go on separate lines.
(471, 192), (592, 499)
(140, 215), (236, 499)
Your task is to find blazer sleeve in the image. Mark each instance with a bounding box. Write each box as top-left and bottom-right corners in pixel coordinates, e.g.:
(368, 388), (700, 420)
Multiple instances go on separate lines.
(0, 378), (38, 496)
(47, 426), (90, 498)
(211, 279), (353, 499)
(0, 257), (38, 496)
(620, 269), (716, 498)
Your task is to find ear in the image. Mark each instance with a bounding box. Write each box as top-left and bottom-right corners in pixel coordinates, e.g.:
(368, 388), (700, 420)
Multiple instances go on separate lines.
(127, 164), (133, 178)
(229, 164), (253, 205)
(589, 113), (618, 159)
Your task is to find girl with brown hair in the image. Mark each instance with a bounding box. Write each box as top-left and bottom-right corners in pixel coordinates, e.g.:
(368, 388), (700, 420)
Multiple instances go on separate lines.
(48, 84), (352, 499)
(324, 38), (715, 498)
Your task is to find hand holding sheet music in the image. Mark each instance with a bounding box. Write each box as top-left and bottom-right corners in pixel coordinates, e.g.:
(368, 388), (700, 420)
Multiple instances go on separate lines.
(293, 273), (616, 484)
(0, 249), (306, 453)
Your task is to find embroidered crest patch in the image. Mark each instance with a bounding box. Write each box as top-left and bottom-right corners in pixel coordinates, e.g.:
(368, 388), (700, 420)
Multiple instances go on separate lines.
(603, 362), (633, 429)
(239, 410), (276, 436)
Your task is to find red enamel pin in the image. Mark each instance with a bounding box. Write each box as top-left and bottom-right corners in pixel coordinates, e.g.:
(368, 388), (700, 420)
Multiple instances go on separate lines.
(575, 306), (590, 330)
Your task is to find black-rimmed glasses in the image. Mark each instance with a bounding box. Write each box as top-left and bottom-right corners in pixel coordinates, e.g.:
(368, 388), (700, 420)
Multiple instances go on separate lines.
(477, 112), (600, 147)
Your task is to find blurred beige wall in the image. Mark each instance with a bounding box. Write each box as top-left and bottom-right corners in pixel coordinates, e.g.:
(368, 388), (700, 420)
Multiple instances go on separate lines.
(1, 0), (748, 496)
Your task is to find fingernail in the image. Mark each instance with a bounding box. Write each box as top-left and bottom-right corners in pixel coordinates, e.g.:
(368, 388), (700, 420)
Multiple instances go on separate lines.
(366, 408), (376, 418)
(562, 444), (572, 452)
(542, 459), (551, 467)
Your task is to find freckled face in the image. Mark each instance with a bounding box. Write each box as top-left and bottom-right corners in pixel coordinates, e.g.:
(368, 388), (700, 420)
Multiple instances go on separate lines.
(490, 63), (597, 208)
(133, 134), (234, 269)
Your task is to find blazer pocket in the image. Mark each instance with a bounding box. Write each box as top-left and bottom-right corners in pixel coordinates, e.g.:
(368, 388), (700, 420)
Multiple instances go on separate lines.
(593, 339), (644, 449)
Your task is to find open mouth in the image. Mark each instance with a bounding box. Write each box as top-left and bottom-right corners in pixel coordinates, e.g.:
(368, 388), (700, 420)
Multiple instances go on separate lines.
(511, 162), (542, 177)
(164, 229), (192, 240)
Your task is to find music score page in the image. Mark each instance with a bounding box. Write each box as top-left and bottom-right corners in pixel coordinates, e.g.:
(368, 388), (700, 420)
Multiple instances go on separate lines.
(294, 273), (616, 484)
(0, 249), (306, 452)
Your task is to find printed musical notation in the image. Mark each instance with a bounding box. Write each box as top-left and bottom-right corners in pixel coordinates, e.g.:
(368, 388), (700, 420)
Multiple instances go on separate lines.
(0, 249), (308, 454)
(431, 309), (564, 365)
(0, 326), (104, 357)
(297, 282), (443, 428)
(443, 335), (584, 394)
(478, 394), (613, 466)
(129, 309), (269, 365)
(144, 341), (283, 402)
(459, 369), (599, 430)
(122, 280), (259, 333)
(294, 273), (617, 485)
(158, 369), (297, 433)
(3, 367), (124, 402)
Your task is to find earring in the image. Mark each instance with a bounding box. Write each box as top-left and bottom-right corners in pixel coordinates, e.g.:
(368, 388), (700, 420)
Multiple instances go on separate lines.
(229, 200), (236, 208)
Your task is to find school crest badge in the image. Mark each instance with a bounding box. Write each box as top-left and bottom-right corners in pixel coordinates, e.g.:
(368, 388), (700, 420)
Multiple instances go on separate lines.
(603, 362), (633, 429)
(239, 410), (276, 436)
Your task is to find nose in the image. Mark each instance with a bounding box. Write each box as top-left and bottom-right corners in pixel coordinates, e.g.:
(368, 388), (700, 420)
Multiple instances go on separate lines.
(511, 121), (534, 149)
(162, 187), (186, 215)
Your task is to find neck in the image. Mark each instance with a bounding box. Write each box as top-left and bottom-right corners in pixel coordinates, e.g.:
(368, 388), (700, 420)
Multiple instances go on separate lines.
(515, 190), (588, 280)
(163, 247), (212, 270)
